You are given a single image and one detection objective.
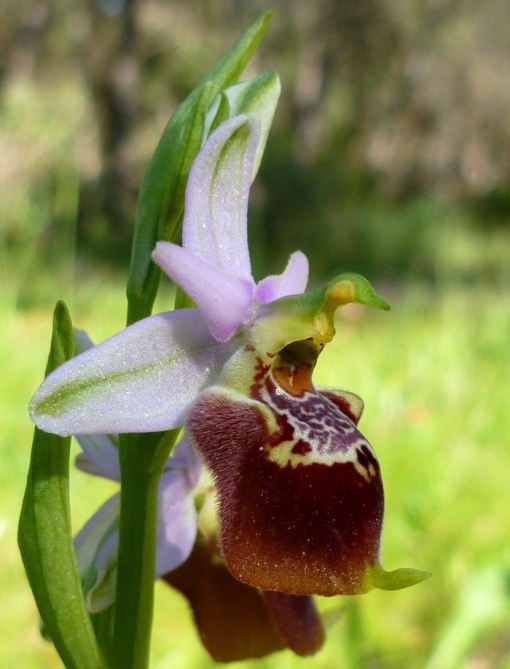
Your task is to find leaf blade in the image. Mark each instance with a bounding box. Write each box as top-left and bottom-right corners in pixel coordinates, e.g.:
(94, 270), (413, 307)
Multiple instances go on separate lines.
(18, 302), (106, 669)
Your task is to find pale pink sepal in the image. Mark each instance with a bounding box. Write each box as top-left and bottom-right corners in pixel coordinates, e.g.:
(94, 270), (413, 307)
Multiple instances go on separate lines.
(29, 309), (240, 436)
(155, 468), (198, 578)
(74, 462), (199, 612)
(74, 493), (120, 613)
(169, 436), (203, 489)
(182, 115), (261, 282)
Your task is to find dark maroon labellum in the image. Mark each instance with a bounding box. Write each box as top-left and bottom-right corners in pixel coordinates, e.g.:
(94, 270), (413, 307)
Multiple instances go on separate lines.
(187, 347), (384, 597)
(163, 537), (324, 660)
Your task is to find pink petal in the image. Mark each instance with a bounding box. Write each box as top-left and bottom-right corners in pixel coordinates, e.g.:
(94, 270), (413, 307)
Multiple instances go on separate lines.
(256, 251), (309, 303)
(153, 242), (254, 341)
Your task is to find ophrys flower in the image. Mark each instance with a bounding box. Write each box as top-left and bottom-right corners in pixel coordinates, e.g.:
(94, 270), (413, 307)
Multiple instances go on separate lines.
(29, 113), (429, 661)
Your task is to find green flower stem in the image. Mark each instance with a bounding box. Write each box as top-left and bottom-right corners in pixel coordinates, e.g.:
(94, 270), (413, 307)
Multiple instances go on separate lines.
(116, 11), (274, 666)
(113, 431), (178, 669)
(91, 606), (115, 668)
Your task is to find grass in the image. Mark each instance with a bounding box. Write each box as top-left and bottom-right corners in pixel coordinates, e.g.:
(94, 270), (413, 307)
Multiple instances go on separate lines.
(2, 276), (510, 668)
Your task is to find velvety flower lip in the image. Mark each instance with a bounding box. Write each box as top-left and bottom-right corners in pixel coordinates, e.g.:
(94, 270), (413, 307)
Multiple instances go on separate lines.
(29, 115), (309, 437)
(185, 275), (431, 598)
(163, 537), (325, 662)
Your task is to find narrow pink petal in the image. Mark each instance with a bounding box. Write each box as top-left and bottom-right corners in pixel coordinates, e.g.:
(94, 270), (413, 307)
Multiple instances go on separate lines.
(29, 309), (240, 436)
(155, 470), (198, 577)
(153, 242), (254, 341)
(256, 251), (309, 303)
(182, 115), (261, 282)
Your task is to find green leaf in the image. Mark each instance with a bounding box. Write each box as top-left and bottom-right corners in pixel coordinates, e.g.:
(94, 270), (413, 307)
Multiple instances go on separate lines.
(126, 10), (274, 325)
(206, 91), (231, 136)
(18, 302), (106, 669)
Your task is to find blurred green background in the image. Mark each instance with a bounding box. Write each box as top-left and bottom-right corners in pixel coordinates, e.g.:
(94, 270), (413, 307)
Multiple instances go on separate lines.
(2, 0), (510, 667)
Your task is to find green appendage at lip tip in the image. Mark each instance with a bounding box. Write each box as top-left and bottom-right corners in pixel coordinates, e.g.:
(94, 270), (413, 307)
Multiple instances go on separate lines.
(369, 564), (432, 592)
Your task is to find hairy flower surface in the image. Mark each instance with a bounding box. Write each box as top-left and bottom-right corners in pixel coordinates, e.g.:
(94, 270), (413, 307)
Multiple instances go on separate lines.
(29, 114), (428, 660)
(74, 427), (325, 661)
(29, 116), (308, 437)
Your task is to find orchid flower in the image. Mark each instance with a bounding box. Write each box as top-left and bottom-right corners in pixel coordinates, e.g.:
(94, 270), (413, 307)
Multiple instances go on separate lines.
(30, 113), (429, 660)
(69, 325), (200, 615)
(74, 427), (325, 661)
(29, 116), (307, 437)
(74, 433), (200, 613)
(70, 335), (324, 661)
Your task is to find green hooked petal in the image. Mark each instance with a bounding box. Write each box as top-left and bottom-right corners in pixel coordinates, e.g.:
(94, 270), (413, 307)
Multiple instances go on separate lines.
(249, 273), (390, 357)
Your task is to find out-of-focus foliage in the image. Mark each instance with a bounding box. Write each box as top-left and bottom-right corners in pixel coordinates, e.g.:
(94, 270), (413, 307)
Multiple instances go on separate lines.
(2, 0), (510, 299)
(4, 6), (510, 667)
